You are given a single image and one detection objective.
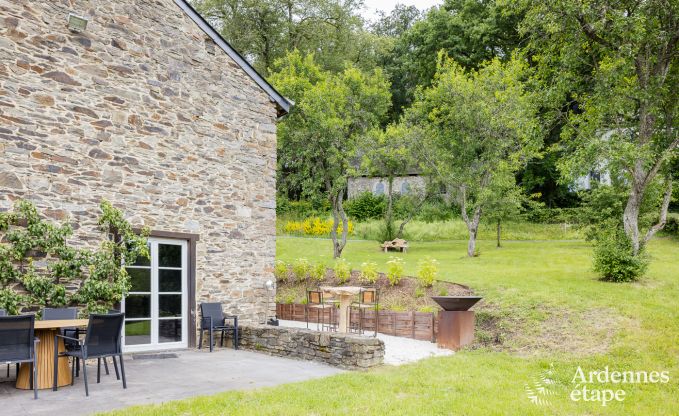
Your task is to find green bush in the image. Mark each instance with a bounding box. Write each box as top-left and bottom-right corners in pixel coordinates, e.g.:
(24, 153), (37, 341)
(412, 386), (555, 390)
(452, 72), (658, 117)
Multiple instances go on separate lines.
(663, 215), (678, 235)
(291, 258), (310, 282)
(334, 258), (351, 284)
(276, 197), (331, 219)
(360, 261), (379, 284)
(416, 257), (439, 287)
(593, 227), (649, 282)
(309, 262), (327, 282)
(273, 260), (289, 282)
(344, 192), (385, 222)
(386, 256), (405, 286)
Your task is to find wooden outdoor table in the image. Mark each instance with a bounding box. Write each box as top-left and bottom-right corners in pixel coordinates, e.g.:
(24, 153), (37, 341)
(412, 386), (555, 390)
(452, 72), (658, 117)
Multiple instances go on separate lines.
(16, 319), (89, 390)
(320, 286), (362, 333)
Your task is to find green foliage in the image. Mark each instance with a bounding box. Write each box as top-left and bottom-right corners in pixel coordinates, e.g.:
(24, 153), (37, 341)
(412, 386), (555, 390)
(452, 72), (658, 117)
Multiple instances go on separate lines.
(0, 200), (149, 315)
(343, 192), (385, 221)
(0, 288), (25, 315)
(273, 260), (289, 282)
(359, 261), (379, 284)
(416, 257), (439, 287)
(333, 258), (351, 284)
(276, 197), (330, 220)
(309, 262), (327, 283)
(291, 258), (310, 282)
(386, 256), (405, 286)
(593, 226), (649, 282)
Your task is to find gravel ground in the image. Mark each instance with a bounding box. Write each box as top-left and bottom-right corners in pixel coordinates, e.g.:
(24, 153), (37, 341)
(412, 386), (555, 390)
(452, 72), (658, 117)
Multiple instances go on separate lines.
(279, 320), (453, 365)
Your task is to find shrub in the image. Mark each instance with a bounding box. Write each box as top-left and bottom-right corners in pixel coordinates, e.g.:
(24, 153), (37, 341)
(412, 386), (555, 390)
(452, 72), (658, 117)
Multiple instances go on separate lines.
(309, 262), (327, 282)
(360, 261), (379, 284)
(344, 192), (385, 221)
(593, 227), (649, 282)
(417, 257), (439, 287)
(282, 217), (354, 237)
(273, 260), (289, 282)
(663, 215), (679, 236)
(291, 258), (310, 282)
(386, 256), (405, 286)
(334, 258), (351, 284)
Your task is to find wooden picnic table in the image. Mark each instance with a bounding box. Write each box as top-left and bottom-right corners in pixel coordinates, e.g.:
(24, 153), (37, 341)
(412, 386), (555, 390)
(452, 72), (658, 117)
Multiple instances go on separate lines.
(16, 319), (89, 390)
(320, 286), (362, 333)
(381, 238), (408, 253)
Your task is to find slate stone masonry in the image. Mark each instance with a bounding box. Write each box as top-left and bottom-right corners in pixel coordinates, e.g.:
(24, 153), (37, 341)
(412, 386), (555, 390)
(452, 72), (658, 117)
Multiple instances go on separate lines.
(0, 1), (278, 327)
(238, 325), (385, 370)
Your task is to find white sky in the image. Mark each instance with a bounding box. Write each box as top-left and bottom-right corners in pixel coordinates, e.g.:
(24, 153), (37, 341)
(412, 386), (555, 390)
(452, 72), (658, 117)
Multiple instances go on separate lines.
(360, 0), (443, 21)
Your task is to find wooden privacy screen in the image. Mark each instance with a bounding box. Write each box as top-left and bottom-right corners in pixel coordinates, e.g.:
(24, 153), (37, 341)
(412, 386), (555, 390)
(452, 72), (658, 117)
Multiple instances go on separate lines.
(276, 303), (439, 342)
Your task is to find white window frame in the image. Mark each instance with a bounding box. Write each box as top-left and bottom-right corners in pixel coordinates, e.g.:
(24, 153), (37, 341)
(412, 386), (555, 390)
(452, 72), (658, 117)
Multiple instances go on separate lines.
(122, 237), (188, 352)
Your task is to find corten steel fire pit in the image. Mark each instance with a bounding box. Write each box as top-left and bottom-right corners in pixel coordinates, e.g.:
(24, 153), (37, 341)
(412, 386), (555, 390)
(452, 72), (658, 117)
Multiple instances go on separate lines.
(432, 296), (482, 351)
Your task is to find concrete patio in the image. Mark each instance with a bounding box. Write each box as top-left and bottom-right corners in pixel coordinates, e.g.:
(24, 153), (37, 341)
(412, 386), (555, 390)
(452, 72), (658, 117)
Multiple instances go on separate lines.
(0, 348), (342, 416)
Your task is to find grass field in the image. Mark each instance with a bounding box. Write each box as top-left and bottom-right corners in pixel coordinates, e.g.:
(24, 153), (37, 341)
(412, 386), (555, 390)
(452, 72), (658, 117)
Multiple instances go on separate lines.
(105, 236), (679, 415)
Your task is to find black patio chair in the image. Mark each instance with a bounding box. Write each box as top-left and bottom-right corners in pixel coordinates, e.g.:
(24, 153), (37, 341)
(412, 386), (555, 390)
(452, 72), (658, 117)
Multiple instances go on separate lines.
(53, 313), (126, 396)
(0, 315), (39, 399)
(0, 309), (10, 378)
(198, 303), (238, 352)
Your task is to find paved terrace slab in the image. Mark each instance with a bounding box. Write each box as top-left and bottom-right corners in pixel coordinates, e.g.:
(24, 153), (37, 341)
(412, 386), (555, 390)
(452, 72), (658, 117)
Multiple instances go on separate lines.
(0, 349), (343, 416)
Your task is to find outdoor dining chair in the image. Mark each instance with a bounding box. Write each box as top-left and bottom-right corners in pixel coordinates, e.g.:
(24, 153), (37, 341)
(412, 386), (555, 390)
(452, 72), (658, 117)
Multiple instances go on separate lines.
(53, 313), (126, 396)
(0, 309), (10, 378)
(198, 303), (239, 352)
(43, 307), (118, 380)
(306, 290), (337, 332)
(0, 314), (39, 399)
(349, 287), (379, 337)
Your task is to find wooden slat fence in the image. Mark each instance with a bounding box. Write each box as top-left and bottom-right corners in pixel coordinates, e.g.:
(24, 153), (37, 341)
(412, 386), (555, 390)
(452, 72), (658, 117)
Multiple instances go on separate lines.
(276, 303), (438, 342)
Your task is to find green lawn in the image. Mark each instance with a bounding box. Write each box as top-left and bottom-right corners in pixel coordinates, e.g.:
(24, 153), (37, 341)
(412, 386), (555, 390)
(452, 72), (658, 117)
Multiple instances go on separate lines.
(105, 237), (679, 415)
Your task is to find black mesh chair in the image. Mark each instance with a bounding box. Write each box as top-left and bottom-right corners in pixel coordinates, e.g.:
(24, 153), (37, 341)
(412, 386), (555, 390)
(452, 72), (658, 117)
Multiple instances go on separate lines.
(198, 303), (238, 352)
(0, 309), (10, 378)
(0, 315), (39, 399)
(53, 313), (126, 396)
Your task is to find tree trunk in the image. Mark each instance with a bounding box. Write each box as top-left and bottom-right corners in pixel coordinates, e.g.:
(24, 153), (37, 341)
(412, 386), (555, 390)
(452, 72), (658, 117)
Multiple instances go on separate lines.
(330, 189), (349, 258)
(465, 207), (482, 258)
(385, 177), (394, 241)
(496, 218), (501, 248)
(623, 178), (644, 255)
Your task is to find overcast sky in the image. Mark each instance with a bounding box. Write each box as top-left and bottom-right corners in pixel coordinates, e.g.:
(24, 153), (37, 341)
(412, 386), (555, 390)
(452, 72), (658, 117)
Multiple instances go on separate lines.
(361, 0), (442, 21)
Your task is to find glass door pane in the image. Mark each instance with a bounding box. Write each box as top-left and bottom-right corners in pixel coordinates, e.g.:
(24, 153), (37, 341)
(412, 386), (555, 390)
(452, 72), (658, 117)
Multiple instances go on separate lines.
(123, 239), (187, 351)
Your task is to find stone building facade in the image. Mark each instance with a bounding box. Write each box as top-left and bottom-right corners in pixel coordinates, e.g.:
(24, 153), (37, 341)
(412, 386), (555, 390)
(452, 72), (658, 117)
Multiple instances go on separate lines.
(0, 0), (290, 351)
(347, 175), (426, 199)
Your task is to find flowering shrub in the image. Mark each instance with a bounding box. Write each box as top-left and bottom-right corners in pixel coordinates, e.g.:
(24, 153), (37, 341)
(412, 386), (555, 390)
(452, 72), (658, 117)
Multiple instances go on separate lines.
(283, 217), (354, 237)
(416, 257), (439, 287)
(309, 262), (327, 282)
(291, 258), (310, 282)
(386, 256), (405, 286)
(360, 261), (379, 284)
(273, 260), (289, 282)
(334, 258), (351, 284)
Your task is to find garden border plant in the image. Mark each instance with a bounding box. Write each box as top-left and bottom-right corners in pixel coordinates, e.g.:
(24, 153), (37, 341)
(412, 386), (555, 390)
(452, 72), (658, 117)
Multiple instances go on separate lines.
(0, 199), (149, 315)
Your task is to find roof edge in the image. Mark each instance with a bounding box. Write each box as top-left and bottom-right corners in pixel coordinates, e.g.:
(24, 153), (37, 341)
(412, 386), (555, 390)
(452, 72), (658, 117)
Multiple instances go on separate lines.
(174, 0), (293, 116)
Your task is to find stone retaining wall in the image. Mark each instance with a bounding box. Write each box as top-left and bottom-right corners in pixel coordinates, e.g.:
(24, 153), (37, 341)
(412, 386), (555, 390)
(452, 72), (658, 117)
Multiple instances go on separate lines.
(238, 325), (384, 370)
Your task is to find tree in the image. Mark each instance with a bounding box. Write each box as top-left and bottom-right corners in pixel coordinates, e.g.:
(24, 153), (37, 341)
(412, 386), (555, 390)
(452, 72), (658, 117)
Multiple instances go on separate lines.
(377, 0), (525, 117)
(270, 51), (391, 257)
(194, 0), (372, 74)
(360, 124), (417, 241)
(522, 0), (679, 255)
(408, 56), (540, 257)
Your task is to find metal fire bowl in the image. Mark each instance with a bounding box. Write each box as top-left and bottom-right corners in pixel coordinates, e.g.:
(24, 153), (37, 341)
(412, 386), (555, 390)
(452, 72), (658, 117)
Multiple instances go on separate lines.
(431, 296), (483, 311)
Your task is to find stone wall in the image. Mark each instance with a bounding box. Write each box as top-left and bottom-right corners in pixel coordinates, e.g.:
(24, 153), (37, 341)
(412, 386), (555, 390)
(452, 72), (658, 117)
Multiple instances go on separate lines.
(238, 325), (384, 370)
(347, 176), (426, 198)
(0, 1), (279, 326)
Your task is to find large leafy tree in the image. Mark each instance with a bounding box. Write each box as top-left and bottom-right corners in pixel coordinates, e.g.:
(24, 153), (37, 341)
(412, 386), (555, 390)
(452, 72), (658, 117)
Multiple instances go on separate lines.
(270, 51), (391, 257)
(522, 0), (679, 255)
(377, 0), (525, 117)
(409, 56), (540, 257)
(194, 0), (374, 74)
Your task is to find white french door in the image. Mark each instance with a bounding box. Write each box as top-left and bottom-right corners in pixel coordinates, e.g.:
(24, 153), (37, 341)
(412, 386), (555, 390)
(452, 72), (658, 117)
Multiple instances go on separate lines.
(122, 238), (188, 352)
